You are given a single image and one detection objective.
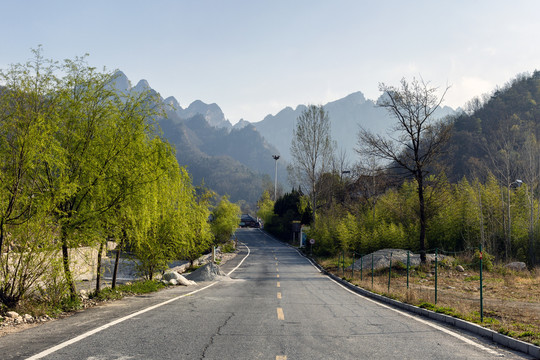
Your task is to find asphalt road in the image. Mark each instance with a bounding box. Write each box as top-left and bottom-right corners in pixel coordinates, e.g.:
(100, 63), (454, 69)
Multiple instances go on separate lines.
(0, 228), (533, 359)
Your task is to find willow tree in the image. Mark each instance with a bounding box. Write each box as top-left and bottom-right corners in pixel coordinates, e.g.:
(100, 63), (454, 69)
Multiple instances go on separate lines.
(357, 78), (452, 262)
(0, 49), (63, 307)
(289, 105), (334, 220)
(129, 157), (212, 279)
(43, 57), (161, 299)
(210, 196), (240, 244)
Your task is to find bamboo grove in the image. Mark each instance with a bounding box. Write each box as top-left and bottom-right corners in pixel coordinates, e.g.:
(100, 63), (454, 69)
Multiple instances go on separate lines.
(308, 174), (539, 266)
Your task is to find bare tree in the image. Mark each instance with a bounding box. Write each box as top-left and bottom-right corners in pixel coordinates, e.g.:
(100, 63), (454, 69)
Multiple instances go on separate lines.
(482, 115), (523, 261)
(354, 155), (388, 222)
(357, 77), (452, 262)
(289, 105), (335, 219)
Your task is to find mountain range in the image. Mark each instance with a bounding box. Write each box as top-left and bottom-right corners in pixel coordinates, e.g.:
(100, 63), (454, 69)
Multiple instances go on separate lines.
(252, 92), (455, 162)
(111, 71), (455, 205)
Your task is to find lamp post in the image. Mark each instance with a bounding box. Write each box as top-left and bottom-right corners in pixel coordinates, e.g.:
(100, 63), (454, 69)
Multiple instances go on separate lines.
(272, 155), (280, 201)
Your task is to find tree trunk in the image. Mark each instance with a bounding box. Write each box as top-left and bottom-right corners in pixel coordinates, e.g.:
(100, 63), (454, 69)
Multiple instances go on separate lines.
(112, 231), (125, 289)
(95, 240), (104, 293)
(417, 174), (426, 263)
(0, 220), (4, 255)
(112, 247), (120, 289)
(61, 229), (77, 301)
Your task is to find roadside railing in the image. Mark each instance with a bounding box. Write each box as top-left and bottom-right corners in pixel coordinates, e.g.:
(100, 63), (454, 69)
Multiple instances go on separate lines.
(336, 245), (488, 321)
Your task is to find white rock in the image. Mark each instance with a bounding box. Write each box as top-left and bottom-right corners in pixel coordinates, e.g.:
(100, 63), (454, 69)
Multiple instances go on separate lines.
(6, 311), (19, 319)
(169, 279), (178, 286)
(162, 271), (182, 281)
(456, 265), (465, 272)
(504, 262), (527, 271)
(79, 289), (89, 300)
(176, 275), (196, 286)
(23, 314), (33, 322)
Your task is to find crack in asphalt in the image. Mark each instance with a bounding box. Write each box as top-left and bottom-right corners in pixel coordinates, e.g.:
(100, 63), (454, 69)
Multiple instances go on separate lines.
(199, 312), (235, 360)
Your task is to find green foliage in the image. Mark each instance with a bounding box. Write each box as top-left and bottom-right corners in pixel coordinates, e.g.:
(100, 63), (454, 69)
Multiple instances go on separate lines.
(472, 249), (494, 271)
(0, 49), (215, 308)
(256, 190), (275, 226)
(129, 163), (212, 280)
(211, 196), (241, 244)
(221, 240), (236, 253)
(267, 188), (312, 241)
(91, 280), (165, 301)
(290, 168), (540, 266)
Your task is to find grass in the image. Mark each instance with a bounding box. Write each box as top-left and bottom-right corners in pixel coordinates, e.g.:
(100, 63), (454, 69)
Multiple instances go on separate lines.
(9, 280), (167, 320)
(90, 280), (166, 302)
(221, 240), (236, 253)
(319, 255), (540, 346)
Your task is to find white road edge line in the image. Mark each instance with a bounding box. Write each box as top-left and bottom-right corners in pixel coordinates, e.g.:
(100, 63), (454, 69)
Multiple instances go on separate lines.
(227, 241), (250, 276)
(327, 276), (502, 357)
(27, 242), (252, 360)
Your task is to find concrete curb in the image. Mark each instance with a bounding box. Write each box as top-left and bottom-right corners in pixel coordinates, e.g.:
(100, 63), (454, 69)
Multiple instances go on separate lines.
(322, 268), (540, 358)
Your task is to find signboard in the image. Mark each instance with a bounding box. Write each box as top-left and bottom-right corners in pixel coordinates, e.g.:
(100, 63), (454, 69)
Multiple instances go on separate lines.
(291, 220), (301, 232)
(309, 238), (315, 245)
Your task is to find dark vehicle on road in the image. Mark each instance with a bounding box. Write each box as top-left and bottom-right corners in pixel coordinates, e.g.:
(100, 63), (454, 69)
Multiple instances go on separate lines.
(240, 214), (260, 228)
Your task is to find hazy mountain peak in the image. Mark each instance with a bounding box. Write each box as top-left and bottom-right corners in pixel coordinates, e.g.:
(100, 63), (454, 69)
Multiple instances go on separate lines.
(233, 118), (251, 129)
(182, 100), (231, 129)
(164, 96), (182, 111)
(340, 91), (366, 104)
(109, 70), (131, 93)
(133, 79), (151, 94)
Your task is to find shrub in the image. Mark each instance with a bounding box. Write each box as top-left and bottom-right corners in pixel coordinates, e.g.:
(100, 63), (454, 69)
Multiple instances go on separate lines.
(221, 241), (236, 253)
(472, 249), (494, 271)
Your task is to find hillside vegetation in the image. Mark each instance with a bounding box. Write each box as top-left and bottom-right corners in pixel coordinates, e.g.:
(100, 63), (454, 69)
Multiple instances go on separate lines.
(266, 72), (540, 267)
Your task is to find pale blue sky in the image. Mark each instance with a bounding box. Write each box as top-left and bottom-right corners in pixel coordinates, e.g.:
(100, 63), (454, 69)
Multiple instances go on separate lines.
(1, 0), (539, 123)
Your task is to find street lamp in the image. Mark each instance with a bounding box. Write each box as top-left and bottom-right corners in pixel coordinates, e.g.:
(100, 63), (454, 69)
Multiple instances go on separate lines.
(272, 155), (280, 201)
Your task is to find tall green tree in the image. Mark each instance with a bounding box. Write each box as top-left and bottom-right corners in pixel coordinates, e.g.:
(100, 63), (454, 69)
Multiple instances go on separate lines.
(43, 57), (161, 299)
(256, 190), (275, 226)
(210, 196), (240, 245)
(0, 49), (63, 307)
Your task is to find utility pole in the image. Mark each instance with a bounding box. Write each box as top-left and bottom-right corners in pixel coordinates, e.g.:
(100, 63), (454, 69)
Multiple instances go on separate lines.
(272, 155), (280, 201)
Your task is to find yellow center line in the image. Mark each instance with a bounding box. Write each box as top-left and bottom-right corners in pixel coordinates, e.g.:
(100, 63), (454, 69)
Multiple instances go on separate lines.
(277, 274), (279, 278)
(277, 281), (280, 287)
(276, 356), (287, 360)
(277, 292), (281, 299)
(277, 307), (284, 320)
(276, 268), (279, 272)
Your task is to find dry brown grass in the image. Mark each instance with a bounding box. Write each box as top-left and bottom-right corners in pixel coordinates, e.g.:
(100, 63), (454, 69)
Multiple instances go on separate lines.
(321, 258), (540, 346)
